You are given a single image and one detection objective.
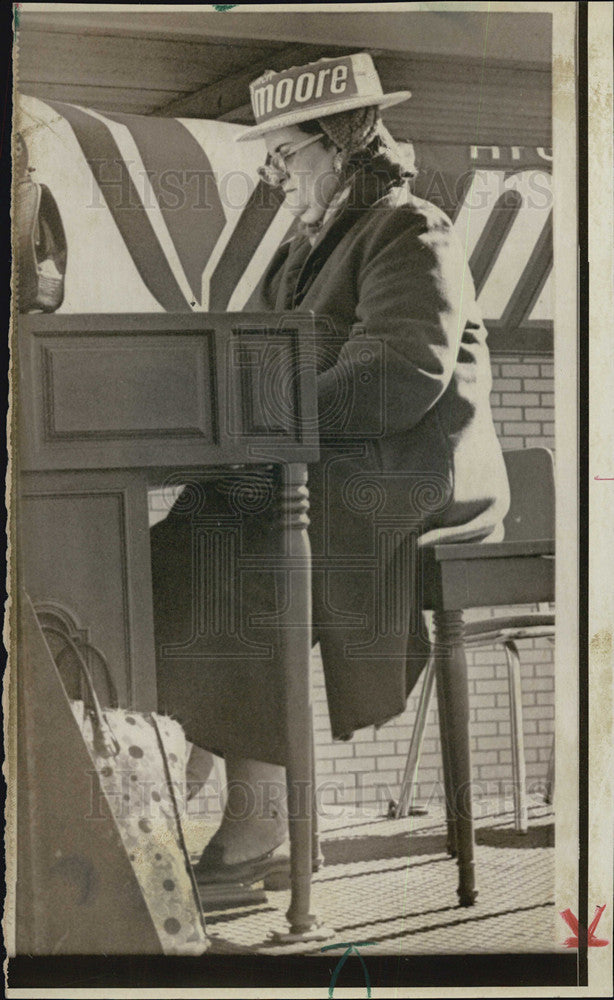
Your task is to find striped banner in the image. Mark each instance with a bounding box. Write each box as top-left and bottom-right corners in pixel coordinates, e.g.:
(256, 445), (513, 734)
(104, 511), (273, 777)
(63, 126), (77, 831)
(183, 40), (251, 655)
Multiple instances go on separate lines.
(17, 95), (293, 313)
(411, 141), (553, 351)
(17, 96), (552, 349)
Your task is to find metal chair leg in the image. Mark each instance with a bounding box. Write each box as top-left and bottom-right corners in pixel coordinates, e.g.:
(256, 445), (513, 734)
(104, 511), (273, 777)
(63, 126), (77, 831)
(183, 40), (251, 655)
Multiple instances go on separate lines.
(504, 639), (528, 834)
(394, 657), (436, 818)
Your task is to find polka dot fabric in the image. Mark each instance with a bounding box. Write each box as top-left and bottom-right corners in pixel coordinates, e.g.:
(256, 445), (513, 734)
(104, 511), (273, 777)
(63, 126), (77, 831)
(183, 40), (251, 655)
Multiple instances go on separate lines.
(70, 701), (208, 955)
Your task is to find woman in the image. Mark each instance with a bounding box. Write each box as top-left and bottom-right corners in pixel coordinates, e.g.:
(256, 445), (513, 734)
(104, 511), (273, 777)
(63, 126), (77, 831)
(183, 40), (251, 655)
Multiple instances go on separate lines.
(151, 53), (510, 883)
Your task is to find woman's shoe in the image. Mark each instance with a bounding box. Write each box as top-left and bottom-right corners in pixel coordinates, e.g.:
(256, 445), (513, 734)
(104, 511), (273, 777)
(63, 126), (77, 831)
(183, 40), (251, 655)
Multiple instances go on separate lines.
(193, 842), (291, 887)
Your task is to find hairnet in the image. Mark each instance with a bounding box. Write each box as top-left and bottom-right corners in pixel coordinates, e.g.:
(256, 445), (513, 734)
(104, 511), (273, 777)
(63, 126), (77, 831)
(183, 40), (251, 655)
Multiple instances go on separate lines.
(317, 106), (415, 181)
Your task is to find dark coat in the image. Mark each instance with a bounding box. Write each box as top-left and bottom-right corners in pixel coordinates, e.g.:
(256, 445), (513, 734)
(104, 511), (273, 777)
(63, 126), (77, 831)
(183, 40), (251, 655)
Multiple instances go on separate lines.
(151, 166), (510, 763)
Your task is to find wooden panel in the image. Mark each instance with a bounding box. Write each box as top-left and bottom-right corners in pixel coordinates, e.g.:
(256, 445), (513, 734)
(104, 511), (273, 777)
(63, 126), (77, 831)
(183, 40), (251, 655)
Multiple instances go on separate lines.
(231, 333), (302, 439)
(17, 83), (185, 116)
(16, 593), (162, 953)
(16, 17), (551, 144)
(41, 340), (216, 440)
(17, 12), (292, 47)
(157, 42), (352, 119)
(17, 29), (285, 90)
(18, 313), (319, 470)
(189, 10), (551, 67)
(435, 539), (554, 561)
(486, 322), (553, 355)
(381, 58), (551, 147)
(17, 11), (552, 67)
(19, 471), (157, 710)
(435, 555), (555, 610)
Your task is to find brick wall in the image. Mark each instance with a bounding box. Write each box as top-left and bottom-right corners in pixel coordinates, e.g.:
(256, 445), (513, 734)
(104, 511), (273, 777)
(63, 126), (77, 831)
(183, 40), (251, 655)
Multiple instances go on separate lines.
(490, 356), (554, 451)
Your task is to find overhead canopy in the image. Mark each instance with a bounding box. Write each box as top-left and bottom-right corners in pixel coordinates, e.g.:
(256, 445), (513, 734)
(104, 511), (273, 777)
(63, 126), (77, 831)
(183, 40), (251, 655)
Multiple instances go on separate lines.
(17, 6), (552, 145)
(16, 7), (552, 63)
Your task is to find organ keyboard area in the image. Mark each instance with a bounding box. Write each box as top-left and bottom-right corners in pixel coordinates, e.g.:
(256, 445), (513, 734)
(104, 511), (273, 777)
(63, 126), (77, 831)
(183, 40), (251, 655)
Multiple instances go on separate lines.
(14, 311), (321, 950)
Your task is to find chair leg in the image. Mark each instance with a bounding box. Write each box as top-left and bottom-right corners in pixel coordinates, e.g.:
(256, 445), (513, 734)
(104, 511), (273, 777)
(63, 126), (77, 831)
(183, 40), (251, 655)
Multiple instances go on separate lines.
(435, 657), (457, 858)
(394, 657), (436, 818)
(504, 640), (528, 834)
(433, 609), (477, 905)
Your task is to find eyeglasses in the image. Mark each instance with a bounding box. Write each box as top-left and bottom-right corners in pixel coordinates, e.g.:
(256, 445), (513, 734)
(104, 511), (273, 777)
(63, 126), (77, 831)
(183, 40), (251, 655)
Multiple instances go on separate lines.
(257, 133), (325, 187)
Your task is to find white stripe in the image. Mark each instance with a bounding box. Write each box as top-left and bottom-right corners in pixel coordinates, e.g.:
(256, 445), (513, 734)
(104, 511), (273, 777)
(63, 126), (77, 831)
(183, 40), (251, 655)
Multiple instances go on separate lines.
(179, 118), (270, 311)
(82, 107), (198, 309)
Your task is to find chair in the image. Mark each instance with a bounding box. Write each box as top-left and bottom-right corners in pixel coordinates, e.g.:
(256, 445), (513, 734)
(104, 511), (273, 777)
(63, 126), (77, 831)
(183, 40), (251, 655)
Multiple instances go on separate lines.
(394, 448), (555, 833)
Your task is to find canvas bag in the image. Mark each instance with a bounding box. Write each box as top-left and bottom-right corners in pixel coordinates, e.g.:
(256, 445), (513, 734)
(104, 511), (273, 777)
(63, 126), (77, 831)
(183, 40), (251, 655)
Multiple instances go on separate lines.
(45, 624), (209, 956)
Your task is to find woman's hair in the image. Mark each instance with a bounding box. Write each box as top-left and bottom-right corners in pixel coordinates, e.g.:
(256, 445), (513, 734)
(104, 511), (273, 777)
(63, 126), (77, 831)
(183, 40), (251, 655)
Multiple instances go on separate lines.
(297, 117), (334, 141)
(297, 107), (416, 185)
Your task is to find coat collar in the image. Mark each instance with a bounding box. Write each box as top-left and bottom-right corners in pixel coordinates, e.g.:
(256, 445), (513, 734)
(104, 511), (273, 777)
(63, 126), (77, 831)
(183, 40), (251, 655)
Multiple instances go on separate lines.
(290, 167), (408, 307)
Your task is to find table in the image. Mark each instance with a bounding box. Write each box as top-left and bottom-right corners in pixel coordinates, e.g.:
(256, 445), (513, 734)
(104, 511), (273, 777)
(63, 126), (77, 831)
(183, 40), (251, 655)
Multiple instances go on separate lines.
(15, 312), (321, 949)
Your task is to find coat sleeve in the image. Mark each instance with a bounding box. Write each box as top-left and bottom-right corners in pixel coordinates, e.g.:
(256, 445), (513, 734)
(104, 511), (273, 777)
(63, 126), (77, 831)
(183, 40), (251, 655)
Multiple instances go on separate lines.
(316, 205), (472, 438)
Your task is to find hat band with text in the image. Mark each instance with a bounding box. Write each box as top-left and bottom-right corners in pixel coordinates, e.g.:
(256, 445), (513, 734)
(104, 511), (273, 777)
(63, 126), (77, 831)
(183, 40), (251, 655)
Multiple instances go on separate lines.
(250, 56), (365, 125)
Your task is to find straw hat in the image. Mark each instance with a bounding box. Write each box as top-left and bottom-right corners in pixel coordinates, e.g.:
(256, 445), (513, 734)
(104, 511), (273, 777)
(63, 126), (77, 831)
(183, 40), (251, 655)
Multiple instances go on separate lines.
(236, 52), (411, 142)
